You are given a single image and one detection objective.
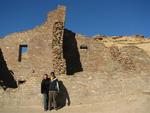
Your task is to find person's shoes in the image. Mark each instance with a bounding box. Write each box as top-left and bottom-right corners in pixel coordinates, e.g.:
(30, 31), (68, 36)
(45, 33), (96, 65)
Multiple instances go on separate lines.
(49, 108), (52, 111)
(44, 109), (48, 111)
(54, 107), (58, 110)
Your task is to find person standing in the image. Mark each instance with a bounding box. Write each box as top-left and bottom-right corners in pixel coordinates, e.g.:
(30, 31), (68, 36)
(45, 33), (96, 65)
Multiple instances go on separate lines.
(41, 74), (50, 111)
(49, 72), (59, 110)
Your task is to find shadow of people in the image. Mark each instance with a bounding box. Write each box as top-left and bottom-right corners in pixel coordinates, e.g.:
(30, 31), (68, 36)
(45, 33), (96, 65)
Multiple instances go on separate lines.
(0, 49), (17, 89)
(56, 80), (70, 109)
(63, 29), (83, 75)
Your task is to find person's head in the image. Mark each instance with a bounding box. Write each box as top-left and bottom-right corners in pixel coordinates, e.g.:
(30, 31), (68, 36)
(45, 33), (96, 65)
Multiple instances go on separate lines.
(43, 74), (48, 79)
(50, 72), (56, 79)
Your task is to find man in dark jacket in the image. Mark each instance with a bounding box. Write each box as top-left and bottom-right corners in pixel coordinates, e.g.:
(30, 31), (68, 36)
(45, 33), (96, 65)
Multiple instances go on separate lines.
(49, 72), (59, 110)
(41, 74), (50, 111)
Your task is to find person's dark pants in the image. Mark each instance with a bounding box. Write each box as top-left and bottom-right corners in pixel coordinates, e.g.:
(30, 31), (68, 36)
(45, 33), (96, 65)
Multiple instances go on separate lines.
(43, 93), (49, 110)
(49, 91), (57, 110)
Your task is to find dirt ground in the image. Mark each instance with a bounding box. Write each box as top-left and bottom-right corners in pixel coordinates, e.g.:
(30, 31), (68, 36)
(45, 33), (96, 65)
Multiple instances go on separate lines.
(1, 94), (150, 113)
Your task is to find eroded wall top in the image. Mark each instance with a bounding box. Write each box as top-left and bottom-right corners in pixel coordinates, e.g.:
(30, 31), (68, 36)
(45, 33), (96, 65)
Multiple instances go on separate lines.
(0, 6), (66, 80)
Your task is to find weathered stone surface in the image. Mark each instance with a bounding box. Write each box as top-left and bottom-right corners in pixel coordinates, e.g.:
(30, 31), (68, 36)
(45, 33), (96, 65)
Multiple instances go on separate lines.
(0, 5), (150, 109)
(0, 6), (66, 79)
(52, 21), (66, 75)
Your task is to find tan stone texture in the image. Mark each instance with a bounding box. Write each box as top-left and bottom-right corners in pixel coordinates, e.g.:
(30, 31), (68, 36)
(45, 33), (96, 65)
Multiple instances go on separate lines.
(0, 6), (150, 113)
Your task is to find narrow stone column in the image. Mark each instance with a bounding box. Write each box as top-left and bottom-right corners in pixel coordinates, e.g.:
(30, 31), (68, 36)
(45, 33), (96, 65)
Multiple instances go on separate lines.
(52, 22), (66, 75)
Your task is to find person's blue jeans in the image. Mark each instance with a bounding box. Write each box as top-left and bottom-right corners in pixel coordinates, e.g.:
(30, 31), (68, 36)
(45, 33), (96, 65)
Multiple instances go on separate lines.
(43, 93), (49, 110)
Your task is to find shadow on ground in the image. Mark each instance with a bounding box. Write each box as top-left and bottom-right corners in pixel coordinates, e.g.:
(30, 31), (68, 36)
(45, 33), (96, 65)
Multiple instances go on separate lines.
(56, 80), (70, 109)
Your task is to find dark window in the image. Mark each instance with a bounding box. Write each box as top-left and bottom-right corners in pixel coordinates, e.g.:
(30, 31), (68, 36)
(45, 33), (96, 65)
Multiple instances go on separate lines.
(18, 80), (26, 85)
(18, 45), (28, 62)
(80, 44), (88, 49)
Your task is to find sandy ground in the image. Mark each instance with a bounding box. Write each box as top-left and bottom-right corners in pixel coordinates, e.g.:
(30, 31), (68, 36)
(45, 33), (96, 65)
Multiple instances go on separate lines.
(1, 94), (150, 113)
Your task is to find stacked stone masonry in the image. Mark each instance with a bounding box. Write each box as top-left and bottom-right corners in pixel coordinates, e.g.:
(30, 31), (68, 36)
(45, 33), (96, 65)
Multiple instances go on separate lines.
(0, 6), (150, 107)
(52, 21), (66, 75)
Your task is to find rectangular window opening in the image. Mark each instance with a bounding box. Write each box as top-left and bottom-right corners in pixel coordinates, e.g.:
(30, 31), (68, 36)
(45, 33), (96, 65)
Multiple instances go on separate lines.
(18, 45), (28, 62)
(80, 44), (88, 49)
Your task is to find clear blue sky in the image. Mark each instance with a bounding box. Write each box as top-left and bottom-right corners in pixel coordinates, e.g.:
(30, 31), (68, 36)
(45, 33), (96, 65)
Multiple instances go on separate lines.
(0, 0), (150, 37)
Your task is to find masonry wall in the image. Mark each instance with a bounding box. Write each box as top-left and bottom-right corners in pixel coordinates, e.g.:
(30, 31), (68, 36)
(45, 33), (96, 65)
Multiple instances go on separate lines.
(0, 6), (66, 81)
(1, 6), (150, 107)
(63, 31), (150, 74)
(75, 36), (111, 72)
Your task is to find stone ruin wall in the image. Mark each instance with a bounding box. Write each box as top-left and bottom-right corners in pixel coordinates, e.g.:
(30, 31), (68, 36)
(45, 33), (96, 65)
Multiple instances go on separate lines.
(52, 21), (66, 75)
(0, 6), (66, 81)
(70, 34), (150, 73)
(1, 5), (150, 80)
(1, 6), (150, 107)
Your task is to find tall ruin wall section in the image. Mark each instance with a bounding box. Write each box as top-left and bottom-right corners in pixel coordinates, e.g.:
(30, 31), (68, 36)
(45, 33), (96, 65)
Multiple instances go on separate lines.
(0, 6), (66, 81)
(0, 6), (150, 107)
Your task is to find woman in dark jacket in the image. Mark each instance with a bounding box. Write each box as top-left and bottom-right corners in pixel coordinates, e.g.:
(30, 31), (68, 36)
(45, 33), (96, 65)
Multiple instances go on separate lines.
(41, 74), (50, 111)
